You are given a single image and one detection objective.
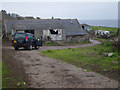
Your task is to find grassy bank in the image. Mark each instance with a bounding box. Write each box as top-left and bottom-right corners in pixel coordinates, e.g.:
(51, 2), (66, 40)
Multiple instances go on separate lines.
(2, 61), (25, 88)
(2, 62), (11, 88)
(0, 61), (2, 89)
(90, 26), (119, 35)
(41, 41), (119, 80)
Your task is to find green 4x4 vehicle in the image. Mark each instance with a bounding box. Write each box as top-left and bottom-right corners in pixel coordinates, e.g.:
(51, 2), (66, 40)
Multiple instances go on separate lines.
(12, 32), (42, 50)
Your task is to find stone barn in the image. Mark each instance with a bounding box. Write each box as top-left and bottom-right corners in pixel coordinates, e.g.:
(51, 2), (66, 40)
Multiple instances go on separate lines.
(81, 24), (90, 31)
(4, 19), (88, 42)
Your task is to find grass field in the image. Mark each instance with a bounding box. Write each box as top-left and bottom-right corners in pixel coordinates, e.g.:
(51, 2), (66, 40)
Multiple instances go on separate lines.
(41, 40), (119, 80)
(90, 26), (119, 35)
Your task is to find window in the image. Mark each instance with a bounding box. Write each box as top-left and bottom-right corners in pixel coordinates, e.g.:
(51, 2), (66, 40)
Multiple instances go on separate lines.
(15, 33), (25, 39)
(50, 29), (58, 34)
(28, 35), (35, 40)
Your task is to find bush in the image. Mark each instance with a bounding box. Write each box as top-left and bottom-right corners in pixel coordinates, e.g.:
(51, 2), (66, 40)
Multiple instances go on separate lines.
(46, 49), (54, 53)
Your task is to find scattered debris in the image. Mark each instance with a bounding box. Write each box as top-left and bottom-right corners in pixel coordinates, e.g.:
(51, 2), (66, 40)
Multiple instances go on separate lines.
(94, 82), (97, 84)
(112, 61), (119, 64)
(50, 65), (55, 68)
(17, 82), (26, 87)
(108, 53), (114, 57)
(75, 83), (78, 86)
(103, 53), (114, 57)
(50, 71), (54, 74)
(86, 74), (95, 77)
(103, 53), (108, 57)
(64, 69), (70, 72)
(103, 69), (106, 72)
(53, 81), (56, 84)
(36, 59), (39, 61)
(17, 82), (21, 86)
(73, 66), (76, 68)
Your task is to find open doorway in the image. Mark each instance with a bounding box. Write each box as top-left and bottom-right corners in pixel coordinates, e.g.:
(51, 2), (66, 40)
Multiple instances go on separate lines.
(25, 30), (34, 34)
(82, 26), (84, 30)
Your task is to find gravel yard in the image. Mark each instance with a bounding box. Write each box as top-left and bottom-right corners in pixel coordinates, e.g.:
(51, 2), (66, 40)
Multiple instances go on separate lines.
(2, 40), (119, 88)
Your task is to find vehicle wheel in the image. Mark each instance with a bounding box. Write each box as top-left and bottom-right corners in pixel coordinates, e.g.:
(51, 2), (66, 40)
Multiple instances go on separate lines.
(15, 47), (19, 50)
(29, 44), (32, 50)
(24, 47), (28, 50)
(35, 46), (39, 49)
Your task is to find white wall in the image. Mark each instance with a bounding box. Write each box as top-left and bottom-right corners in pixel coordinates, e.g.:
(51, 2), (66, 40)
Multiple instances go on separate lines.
(43, 29), (63, 40)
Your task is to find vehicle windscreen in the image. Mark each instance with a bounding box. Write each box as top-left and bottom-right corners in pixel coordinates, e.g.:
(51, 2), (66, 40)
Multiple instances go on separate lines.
(14, 33), (26, 39)
(28, 34), (35, 39)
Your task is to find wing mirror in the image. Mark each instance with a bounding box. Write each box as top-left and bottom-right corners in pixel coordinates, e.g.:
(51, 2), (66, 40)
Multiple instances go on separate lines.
(37, 38), (40, 41)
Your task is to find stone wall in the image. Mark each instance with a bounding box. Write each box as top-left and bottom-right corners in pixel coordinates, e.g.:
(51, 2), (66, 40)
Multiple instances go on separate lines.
(2, 12), (17, 37)
(66, 35), (89, 42)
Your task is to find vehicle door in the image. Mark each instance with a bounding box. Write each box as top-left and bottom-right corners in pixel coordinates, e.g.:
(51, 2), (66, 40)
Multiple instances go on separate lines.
(14, 33), (26, 44)
(28, 35), (36, 45)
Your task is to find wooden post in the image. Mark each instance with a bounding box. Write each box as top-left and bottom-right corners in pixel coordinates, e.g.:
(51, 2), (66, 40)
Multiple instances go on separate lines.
(117, 28), (119, 36)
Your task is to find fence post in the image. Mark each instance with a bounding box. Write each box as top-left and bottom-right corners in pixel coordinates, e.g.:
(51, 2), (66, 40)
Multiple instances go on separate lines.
(118, 37), (120, 51)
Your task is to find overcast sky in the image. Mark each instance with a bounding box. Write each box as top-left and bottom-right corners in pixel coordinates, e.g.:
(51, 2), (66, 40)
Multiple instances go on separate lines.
(0, 0), (119, 20)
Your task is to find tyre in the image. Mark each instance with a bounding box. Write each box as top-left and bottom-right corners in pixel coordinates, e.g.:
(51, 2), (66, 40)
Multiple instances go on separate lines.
(29, 44), (33, 50)
(35, 46), (39, 49)
(15, 47), (19, 50)
(24, 47), (28, 50)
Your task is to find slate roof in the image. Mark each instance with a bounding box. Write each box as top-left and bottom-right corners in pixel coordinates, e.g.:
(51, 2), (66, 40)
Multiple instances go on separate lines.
(0, 12), (2, 21)
(5, 19), (88, 36)
(81, 24), (90, 26)
(15, 22), (64, 30)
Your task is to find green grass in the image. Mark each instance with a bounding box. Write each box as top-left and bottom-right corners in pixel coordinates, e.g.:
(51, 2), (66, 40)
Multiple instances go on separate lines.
(3, 56), (7, 59)
(41, 41), (119, 72)
(2, 62), (26, 88)
(0, 61), (2, 89)
(90, 26), (119, 35)
(2, 62), (11, 88)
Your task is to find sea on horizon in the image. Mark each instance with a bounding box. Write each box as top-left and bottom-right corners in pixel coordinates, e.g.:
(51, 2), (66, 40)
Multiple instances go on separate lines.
(79, 19), (118, 28)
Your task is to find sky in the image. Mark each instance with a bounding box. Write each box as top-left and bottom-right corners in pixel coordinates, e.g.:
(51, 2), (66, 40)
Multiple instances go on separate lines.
(0, 0), (119, 20)
(118, 2), (120, 20)
(1, 0), (120, 2)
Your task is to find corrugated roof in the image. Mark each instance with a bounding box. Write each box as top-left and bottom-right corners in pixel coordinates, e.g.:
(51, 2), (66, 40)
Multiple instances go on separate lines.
(5, 19), (88, 36)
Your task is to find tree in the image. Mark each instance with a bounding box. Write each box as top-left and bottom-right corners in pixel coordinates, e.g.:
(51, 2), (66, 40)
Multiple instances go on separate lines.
(1, 10), (7, 14)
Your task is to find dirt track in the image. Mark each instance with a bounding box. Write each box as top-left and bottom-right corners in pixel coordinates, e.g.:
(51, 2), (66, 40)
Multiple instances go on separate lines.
(2, 40), (119, 88)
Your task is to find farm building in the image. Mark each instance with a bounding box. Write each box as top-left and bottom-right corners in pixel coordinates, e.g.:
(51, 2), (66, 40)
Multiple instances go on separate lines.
(81, 24), (90, 31)
(4, 19), (88, 41)
(95, 30), (110, 35)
